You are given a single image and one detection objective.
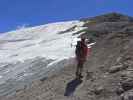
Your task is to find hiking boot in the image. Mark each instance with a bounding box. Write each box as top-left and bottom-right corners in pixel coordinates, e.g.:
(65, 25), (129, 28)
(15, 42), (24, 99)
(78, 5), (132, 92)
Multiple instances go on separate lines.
(76, 74), (83, 80)
(79, 74), (83, 79)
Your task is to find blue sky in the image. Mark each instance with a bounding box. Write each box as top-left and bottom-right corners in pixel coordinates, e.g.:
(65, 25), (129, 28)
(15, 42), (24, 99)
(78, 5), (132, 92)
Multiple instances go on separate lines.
(0, 0), (133, 33)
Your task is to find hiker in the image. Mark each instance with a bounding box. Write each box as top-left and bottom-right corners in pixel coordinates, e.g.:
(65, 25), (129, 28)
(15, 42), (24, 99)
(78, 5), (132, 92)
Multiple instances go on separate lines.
(75, 37), (88, 79)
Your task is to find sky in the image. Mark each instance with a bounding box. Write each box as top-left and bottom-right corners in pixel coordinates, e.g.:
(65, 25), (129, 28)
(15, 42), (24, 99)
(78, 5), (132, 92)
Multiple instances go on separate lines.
(0, 0), (133, 33)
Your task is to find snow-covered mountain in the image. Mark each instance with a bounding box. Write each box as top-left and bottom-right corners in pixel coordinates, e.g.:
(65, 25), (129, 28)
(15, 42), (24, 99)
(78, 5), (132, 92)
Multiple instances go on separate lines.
(0, 20), (86, 95)
(1, 12), (133, 100)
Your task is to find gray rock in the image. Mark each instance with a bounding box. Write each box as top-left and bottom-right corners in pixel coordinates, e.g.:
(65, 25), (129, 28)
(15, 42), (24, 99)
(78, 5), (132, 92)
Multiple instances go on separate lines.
(121, 90), (133, 100)
(109, 64), (128, 73)
(121, 78), (133, 91)
(92, 86), (104, 95)
(116, 87), (124, 95)
(86, 71), (94, 81)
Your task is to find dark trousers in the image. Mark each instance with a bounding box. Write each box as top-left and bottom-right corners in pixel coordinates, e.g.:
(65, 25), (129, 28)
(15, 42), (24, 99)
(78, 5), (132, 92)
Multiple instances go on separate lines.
(76, 60), (84, 77)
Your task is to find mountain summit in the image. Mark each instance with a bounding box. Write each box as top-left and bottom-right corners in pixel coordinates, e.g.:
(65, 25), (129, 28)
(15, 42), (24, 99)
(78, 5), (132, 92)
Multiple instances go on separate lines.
(81, 12), (133, 22)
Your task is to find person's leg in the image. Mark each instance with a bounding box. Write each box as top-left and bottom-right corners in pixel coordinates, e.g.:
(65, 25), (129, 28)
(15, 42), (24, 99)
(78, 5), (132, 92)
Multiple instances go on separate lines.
(76, 61), (81, 78)
(79, 61), (84, 78)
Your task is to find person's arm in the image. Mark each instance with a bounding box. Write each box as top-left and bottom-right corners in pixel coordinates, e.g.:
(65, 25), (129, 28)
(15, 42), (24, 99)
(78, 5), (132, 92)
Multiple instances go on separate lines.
(87, 42), (96, 48)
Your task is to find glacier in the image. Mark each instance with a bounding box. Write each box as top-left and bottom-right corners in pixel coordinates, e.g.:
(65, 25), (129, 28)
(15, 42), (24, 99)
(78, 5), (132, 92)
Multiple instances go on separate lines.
(0, 20), (86, 96)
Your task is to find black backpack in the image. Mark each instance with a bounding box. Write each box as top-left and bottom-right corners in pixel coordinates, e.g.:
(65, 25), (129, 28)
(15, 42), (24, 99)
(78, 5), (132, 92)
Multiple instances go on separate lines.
(75, 41), (84, 57)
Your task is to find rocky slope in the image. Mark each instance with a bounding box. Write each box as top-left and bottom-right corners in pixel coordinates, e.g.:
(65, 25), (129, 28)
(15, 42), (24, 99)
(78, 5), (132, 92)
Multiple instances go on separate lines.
(1, 12), (133, 100)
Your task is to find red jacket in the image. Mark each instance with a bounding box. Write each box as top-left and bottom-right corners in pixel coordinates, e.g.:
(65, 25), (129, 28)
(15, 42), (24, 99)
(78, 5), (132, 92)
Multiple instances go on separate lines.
(76, 41), (90, 62)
